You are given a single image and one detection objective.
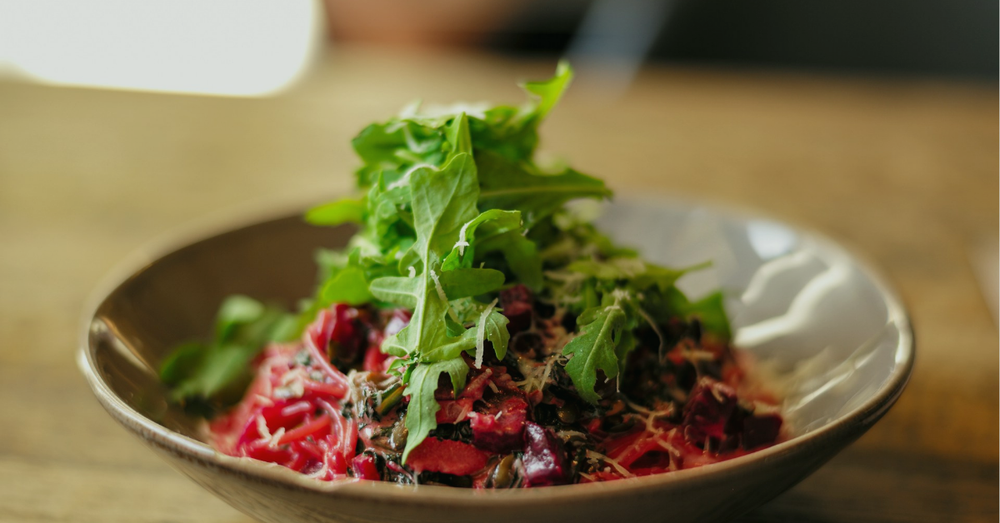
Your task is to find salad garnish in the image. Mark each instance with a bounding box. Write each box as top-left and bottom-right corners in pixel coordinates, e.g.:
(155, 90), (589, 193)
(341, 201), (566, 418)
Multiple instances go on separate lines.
(161, 62), (782, 487)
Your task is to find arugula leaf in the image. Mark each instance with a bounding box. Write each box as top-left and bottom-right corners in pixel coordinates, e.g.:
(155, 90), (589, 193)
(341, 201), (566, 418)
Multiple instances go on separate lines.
(305, 198), (366, 227)
(440, 209), (522, 271)
(437, 268), (505, 299)
(475, 306), (510, 366)
(369, 276), (421, 310)
(402, 357), (469, 462)
(566, 257), (648, 281)
(476, 150), (610, 229)
(672, 289), (731, 340)
(160, 295), (296, 409)
(440, 208), (544, 290)
(351, 120), (446, 187)
(319, 265), (373, 305)
(470, 60), (573, 162)
(380, 150), (480, 360)
(561, 301), (628, 404)
(521, 60), (574, 122)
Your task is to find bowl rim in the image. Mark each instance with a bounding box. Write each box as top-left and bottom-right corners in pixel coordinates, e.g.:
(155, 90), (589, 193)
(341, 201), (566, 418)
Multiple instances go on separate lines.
(77, 196), (915, 505)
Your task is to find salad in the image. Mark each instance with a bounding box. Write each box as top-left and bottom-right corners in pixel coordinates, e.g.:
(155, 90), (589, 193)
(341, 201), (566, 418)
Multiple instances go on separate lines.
(160, 63), (783, 488)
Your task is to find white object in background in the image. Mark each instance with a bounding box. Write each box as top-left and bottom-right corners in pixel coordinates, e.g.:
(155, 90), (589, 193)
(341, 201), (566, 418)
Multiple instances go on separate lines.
(0, 0), (323, 97)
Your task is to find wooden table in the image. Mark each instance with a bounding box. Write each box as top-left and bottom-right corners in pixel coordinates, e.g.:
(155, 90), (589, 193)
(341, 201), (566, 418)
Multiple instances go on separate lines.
(1, 47), (996, 522)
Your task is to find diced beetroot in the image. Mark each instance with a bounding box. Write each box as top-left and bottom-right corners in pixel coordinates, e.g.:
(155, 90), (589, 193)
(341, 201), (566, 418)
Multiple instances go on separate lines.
(500, 285), (534, 334)
(489, 366), (522, 395)
(351, 453), (381, 480)
(682, 377), (738, 446)
(468, 396), (528, 453)
(457, 367), (493, 400)
(436, 398), (475, 424)
(521, 422), (568, 486)
(406, 437), (490, 476)
(362, 343), (392, 373)
(741, 413), (782, 450)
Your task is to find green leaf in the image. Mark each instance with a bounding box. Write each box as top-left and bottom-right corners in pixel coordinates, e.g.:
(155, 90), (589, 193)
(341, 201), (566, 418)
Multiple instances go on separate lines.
(476, 150), (610, 228)
(644, 286), (732, 341)
(419, 329), (477, 362)
(168, 343), (256, 402)
(469, 61), (574, 162)
(159, 342), (208, 387)
(438, 208), (543, 291)
(161, 297), (295, 409)
(682, 291), (731, 340)
(319, 265), (373, 305)
(566, 257), (647, 281)
(440, 209), (523, 271)
(520, 59), (573, 122)
(477, 309), (510, 363)
(305, 198), (366, 226)
(480, 229), (544, 290)
(402, 358), (469, 462)
(561, 303), (627, 404)
(351, 120), (446, 187)
(369, 276), (421, 310)
(389, 125), (481, 359)
(437, 268), (505, 299)
(215, 295), (265, 342)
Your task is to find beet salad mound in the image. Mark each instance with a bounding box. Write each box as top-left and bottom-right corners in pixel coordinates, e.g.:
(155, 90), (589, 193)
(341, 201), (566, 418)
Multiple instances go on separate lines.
(160, 62), (784, 488)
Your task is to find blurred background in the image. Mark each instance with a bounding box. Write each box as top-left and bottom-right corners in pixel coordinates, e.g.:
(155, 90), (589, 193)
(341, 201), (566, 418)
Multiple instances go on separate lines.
(1, 0), (996, 94)
(0, 1), (996, 522)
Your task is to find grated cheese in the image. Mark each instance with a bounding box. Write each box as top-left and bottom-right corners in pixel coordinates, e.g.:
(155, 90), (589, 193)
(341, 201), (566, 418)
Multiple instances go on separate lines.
(585, 450), (635, 478)
(256, 416), (271, 439)
(267, 427), (286, 448)
(454, 218), (474, 256)
(474, 298), (498, 368)
(429, 269), (461, 323)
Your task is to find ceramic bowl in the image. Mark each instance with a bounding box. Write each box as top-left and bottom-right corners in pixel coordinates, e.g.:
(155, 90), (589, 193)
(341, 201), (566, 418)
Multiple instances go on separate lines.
(78, 198), (914, 523)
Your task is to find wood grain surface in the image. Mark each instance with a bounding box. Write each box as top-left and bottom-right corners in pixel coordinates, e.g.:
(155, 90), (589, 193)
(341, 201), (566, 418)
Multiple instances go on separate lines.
(0, 47), (996, 522)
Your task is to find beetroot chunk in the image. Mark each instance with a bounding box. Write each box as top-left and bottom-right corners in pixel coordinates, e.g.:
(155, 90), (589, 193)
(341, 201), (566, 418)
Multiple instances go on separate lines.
(682, 377), (738, 446)
(468, 396), (528, 453)
(351, 453), (381, 480)
(406, 437), (490, 476)
(500, 285), (534, 335)
(521, 422), (568, 486)
(741, 413), (782, 450)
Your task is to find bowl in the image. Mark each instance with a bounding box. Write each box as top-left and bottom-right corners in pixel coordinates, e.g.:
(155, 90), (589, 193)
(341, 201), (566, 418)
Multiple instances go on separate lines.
(77, 198), (914, 523)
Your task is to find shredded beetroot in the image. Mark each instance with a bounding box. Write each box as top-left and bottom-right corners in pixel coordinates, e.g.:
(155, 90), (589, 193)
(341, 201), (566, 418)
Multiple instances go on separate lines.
(210, 342), (357, 480)
(210, 303), (783, 487)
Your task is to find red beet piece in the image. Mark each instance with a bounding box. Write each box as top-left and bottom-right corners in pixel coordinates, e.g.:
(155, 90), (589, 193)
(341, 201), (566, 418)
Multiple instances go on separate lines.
(521, 422), (568, 486)
(469, 396), (528, 453)
(500, 285), (534, 335)
(682, 377), (738, 446)
(741, 413), (782, 450)
(405, 437), (490, 476)
(435, 397), (475, 424)
(351, 453), (381, 480)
